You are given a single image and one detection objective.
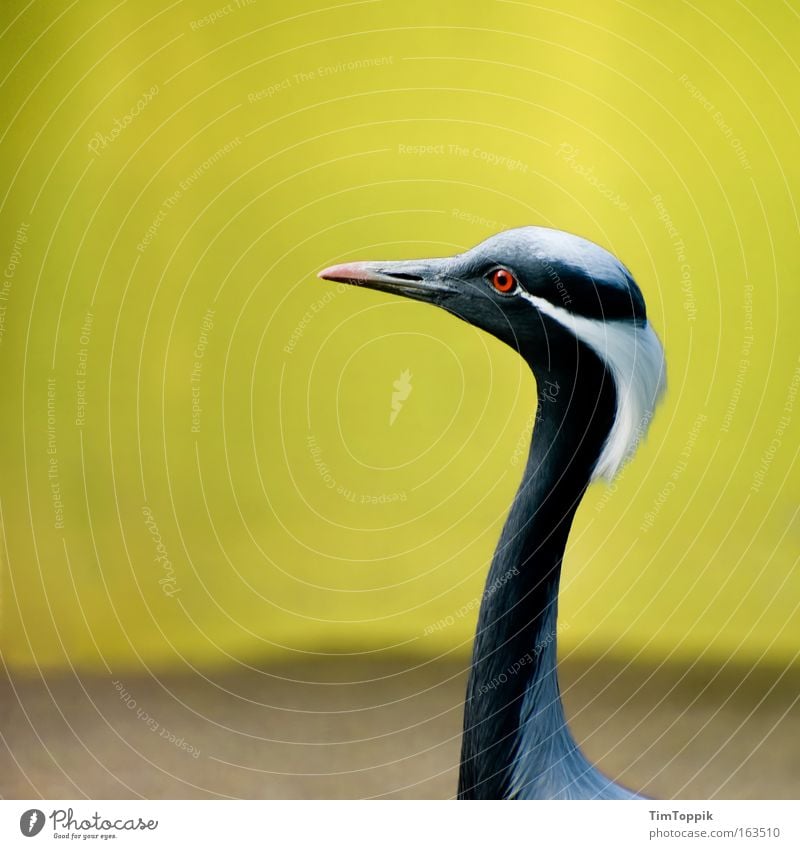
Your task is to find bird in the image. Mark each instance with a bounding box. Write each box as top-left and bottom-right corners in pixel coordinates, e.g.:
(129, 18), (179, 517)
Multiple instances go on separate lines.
(318, 226), (666, 800)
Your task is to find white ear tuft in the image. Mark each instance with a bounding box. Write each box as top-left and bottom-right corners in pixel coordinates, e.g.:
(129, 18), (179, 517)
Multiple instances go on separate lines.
(518, 293), (666, 481)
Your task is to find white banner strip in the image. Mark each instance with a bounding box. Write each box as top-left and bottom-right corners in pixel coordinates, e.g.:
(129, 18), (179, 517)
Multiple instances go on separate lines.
(2, 800), (797, 848)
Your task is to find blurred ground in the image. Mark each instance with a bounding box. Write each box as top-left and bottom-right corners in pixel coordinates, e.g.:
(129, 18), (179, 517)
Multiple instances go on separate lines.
(0, 658), (797, 800)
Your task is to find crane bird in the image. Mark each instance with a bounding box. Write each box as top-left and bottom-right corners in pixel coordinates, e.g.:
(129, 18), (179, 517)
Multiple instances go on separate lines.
(319, 226), (666, 799)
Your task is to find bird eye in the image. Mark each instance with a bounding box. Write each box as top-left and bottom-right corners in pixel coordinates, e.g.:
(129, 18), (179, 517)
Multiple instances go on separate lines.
(489, 268), (517, 294)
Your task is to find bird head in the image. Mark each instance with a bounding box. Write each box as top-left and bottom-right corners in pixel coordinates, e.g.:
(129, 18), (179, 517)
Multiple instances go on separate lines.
(319, 226), (666, 481)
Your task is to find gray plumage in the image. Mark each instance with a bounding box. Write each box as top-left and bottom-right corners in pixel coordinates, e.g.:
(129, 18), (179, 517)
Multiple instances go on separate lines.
(319, 226), (666, 799)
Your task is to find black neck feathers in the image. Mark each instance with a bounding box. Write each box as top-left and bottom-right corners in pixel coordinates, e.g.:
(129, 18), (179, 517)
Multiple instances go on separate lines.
(458, 333), (617, 799)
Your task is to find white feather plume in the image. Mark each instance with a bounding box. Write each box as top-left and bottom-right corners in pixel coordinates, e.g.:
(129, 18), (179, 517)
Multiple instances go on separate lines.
(519, 292), (666, 481)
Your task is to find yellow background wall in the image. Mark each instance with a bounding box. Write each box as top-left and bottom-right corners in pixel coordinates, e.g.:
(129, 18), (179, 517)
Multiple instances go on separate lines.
(0, 0), (798, 671)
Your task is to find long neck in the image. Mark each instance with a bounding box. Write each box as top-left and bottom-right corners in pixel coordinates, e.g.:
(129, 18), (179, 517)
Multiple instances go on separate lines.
(458, 347), (618, 799)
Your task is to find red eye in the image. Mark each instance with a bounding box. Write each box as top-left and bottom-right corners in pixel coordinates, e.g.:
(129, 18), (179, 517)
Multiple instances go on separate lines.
(490, 268), (516, 293)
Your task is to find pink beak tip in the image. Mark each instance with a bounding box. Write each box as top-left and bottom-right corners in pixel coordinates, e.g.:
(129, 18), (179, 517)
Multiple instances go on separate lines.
(317, 262), (369, 282)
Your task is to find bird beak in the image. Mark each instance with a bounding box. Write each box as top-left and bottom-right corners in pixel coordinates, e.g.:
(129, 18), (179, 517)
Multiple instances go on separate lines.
(317, 257), (458, 305)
